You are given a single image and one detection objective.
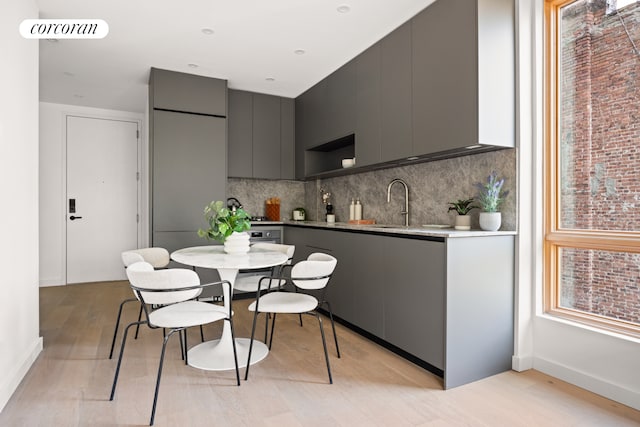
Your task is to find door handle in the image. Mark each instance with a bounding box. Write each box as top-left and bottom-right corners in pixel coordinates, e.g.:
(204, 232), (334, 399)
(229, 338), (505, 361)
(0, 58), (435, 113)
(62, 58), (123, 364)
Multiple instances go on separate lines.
(69, 215), (83, 220)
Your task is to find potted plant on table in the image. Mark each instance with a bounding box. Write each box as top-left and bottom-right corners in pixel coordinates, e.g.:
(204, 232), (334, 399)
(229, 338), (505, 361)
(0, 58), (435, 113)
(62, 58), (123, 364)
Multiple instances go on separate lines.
(448, 198), (478, 230)
(475, 171), (509, 231)
(197, 200), (252, 253)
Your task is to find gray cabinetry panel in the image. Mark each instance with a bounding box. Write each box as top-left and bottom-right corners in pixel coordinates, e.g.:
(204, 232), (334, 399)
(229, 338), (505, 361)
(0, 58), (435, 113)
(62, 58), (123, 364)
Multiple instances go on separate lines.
(355, 44), (381, 168)
(383, 236), (445, 370)
(412, 0), (476, 155)
(305, 80), (328, 148)
(380, 22), (413, 162)
(350, 233), (384, 337)
(150, 68), (226, 116)
(228, 89), (253, 178)
(152, 110), (226, 232)
(280, 98), (295, 179)
(252, 93), (281, 179)
(444, 236), (514, 389)
(327, 59), (357, 142)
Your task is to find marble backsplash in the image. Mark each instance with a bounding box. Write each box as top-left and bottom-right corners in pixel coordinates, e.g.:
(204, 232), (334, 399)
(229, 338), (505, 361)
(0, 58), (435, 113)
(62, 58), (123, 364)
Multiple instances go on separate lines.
(229, 148), (517, 231)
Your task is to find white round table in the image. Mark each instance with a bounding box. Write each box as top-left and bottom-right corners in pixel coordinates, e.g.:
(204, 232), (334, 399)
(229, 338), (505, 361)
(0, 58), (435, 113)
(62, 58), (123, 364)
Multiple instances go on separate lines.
(171, 245), (288, 371)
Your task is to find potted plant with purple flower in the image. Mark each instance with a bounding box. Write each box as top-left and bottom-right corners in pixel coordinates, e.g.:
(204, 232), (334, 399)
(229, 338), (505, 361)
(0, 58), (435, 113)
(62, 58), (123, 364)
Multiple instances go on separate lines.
(475, 171), (509, 231)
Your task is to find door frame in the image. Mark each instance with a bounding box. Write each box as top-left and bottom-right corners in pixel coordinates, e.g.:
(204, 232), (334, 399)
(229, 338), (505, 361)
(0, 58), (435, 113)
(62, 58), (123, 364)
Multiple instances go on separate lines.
(61, 111), (147, 284)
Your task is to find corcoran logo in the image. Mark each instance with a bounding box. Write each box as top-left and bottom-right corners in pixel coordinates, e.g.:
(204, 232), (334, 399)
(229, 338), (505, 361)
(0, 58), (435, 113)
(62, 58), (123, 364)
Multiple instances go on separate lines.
(19, 19), (109, 39)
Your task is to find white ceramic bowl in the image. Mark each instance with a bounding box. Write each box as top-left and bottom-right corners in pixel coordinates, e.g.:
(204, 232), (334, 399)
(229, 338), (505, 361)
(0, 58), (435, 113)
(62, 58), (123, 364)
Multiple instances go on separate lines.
(342, 158), (355, 168)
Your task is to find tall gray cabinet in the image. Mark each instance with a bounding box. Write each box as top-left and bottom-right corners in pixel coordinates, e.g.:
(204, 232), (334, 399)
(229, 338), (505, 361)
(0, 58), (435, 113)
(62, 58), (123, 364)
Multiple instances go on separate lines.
(149, 68), (227, 252)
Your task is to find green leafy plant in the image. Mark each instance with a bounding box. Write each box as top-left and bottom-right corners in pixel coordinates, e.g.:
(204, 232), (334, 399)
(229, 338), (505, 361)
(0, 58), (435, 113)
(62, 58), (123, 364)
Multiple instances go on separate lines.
(475, 171), (509, 212)
(448, 198), (478, 215)
(197, 200), (251, 242)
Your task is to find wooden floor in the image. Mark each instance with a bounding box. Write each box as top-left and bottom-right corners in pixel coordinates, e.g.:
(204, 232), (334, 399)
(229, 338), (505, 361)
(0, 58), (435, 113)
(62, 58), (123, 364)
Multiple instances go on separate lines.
(1, 281), (639, 426)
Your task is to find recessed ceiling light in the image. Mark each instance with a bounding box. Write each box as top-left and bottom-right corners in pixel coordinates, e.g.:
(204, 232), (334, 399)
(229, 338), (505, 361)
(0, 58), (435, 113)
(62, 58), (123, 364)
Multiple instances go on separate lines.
(265, 77), (275, 82)
(337, 4), (351, 13)
(201, 28), (214, 35)
(294, 49), (306, 55)
(406, 156), (419, 161)
(187, 63), (199, 68)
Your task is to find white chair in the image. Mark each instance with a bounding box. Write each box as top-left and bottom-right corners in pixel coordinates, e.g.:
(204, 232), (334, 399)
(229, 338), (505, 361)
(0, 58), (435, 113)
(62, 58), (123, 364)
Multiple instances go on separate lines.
(244, 252), (338, 383)
(109, 248), (171, 359)
(233, 243), (295, 293)
(110, 261), (240, 426)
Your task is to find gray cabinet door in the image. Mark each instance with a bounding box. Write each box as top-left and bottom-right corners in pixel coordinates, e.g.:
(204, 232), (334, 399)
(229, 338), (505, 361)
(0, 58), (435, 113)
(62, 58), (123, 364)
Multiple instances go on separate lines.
(350, 233), (384, 337)
(228, 89), (253, 178)
(380, 22), (413, 162)
(327, 59), (357, 142)
(383, 236), (445, 370)
(412, 0), (477, 155)
(150, 68), (226, 116)
(152, 110), (226, 234)
(252, 93), (281, 179)
(280, 97), (295, 179)
(305, 80), (328, 148)
(355, 43), (381, 168)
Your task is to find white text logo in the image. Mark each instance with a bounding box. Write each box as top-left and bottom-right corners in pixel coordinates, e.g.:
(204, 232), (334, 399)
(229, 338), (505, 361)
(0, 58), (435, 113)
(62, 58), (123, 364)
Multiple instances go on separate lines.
(19, 19), (109, 39)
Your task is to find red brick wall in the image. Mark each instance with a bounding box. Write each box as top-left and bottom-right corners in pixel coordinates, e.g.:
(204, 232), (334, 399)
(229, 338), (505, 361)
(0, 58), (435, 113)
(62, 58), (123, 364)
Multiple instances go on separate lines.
(558, 0), (640, 324)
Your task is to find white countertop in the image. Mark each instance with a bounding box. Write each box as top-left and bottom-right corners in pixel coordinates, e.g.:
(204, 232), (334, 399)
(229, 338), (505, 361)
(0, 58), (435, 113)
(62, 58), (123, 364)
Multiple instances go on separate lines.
(279, 220), (517, 238)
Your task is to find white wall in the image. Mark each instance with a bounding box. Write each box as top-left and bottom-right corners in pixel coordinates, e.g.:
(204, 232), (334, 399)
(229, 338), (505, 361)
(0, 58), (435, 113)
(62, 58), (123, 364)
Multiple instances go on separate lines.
(514, 0), (640, 411)
(0, 0), (43, 412)
(39, 103), (145, 286)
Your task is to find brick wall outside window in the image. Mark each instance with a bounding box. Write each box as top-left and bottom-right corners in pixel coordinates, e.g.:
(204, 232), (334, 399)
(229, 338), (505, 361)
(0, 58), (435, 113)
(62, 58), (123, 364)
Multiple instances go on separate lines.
(558, 0), (640, 324)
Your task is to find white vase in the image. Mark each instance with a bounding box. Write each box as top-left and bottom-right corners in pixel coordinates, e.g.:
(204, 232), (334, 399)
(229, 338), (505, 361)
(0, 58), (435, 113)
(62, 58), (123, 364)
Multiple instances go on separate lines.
(454, 215), (471, 230)
(223, 231), (250, 254)
(479, 212), (501, 231)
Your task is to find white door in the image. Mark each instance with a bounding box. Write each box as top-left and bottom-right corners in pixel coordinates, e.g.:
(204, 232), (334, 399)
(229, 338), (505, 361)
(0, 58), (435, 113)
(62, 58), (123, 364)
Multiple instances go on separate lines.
(66, 116), (139, 284)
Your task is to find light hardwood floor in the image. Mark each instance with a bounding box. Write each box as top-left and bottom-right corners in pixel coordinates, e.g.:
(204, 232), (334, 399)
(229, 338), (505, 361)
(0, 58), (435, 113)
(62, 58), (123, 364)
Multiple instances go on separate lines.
(1, 281), (639, 426)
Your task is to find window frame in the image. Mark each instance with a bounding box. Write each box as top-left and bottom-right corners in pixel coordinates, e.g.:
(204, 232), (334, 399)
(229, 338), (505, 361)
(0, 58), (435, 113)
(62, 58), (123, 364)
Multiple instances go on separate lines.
(544, 0), (640, 338)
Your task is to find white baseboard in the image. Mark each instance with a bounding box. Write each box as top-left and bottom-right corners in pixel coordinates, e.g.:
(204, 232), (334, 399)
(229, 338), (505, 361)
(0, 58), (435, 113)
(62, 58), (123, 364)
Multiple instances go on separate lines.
(534, 356), (640, 411)
(0, 336), (43, 413)
(512, 354), (533, 371)
(39, 278), (64, 287)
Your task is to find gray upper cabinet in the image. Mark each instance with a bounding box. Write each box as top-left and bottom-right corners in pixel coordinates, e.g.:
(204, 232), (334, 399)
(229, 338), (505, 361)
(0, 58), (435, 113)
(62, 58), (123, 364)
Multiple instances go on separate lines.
(303, 80), (328, 148)
(411, 0), (514, 155)
(227, 89), (295, 180)
(252, 93), (281, 179)
(150, 67), (226, 116)
(228, 90), (253, 178)
(326, 59), (357, 142)
(355, 43), (381, 168)
(380, 22), (413, 162)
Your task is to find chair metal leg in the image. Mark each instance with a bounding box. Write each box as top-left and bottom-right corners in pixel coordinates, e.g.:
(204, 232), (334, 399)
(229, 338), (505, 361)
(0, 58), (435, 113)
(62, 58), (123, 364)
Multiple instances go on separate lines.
(134, 303), (144, 339)
(109, 297), (137, 359)
(323, 301), (341, 358)
(183, 329), (188, 365)
(268, 313), (277, 350)
(179, 331), (185, 361)
(200, 325), (205, 342)
(228, 319), (241, 385)
(150, 329), (177, 426)
(316, 314), (333, 384)
(244, 308), (261, 380)
(110, 320), (147, 401)
(298, 314), (303, 327)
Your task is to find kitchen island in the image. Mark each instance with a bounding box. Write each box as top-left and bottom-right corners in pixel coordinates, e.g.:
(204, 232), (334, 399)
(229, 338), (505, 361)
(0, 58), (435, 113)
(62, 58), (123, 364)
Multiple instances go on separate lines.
(279, 221), (515, 389)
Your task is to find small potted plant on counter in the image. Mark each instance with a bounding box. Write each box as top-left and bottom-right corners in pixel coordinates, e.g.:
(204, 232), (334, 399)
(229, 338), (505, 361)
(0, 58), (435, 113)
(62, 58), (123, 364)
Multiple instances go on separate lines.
(448, 198), (478, 230)
(197, 200), (252, 253)
(475, 171), (509, 231)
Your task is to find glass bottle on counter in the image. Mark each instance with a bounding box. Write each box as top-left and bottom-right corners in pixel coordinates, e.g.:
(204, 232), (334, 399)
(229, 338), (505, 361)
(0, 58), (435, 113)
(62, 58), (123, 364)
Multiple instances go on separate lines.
(355, 199), (362, 221)
(349, 199), (355, 221)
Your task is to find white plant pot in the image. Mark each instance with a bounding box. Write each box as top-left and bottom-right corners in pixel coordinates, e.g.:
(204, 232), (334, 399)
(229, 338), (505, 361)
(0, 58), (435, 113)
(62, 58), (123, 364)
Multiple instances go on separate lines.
(479, 212), (501, 231)
(454, 215), (471, 230)
(223, 231), (250, 254)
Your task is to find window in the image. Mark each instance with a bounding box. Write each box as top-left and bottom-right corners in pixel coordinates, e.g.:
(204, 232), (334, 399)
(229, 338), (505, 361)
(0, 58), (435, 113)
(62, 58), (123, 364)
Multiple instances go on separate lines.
(545, 0), (640, 336)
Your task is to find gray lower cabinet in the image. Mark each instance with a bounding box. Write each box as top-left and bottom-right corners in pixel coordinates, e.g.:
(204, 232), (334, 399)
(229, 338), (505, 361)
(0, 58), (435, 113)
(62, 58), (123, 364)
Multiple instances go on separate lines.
(227, 89), (295, 179)
(284, 225), (514, 389)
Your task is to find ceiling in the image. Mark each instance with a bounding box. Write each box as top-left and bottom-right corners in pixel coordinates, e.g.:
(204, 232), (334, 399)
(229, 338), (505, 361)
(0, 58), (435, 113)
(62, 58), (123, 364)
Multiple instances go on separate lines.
(36, 0), (435, 113)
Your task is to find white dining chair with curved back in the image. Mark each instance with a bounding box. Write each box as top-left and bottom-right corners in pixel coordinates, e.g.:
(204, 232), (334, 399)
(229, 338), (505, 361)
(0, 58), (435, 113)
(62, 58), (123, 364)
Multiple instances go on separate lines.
(110, 261), (240, 426)
(244, 252), (338, 383)
(109, 247), (171, 359)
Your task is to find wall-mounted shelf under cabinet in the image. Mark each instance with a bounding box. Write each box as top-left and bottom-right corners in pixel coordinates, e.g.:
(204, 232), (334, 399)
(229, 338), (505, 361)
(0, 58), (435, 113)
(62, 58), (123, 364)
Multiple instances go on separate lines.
(304, 134), (355, 177)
